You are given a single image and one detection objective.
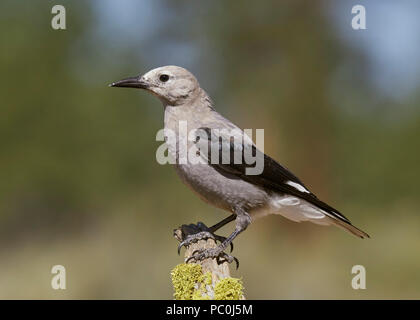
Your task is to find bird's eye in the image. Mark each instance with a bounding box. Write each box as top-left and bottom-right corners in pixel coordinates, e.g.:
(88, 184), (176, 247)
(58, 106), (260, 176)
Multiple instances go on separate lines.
(159, 74), (169, 82)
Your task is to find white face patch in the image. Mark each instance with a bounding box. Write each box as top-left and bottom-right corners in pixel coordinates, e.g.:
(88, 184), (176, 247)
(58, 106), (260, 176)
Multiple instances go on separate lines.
(286, 181), (310, 193)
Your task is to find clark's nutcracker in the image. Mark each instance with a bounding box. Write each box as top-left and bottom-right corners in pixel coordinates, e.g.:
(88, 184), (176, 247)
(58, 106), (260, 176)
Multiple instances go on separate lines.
(110, 66), (369, 266)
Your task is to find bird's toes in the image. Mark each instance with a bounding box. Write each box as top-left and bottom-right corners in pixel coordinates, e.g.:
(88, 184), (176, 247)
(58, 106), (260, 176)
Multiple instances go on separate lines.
(186, 248), (239, 269)
(217, 252), (239, 269)
(177, 231), (215, 255)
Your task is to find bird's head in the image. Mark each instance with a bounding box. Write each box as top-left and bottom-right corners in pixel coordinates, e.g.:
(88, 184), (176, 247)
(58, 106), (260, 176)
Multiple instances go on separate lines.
(110, 65), (200, 105)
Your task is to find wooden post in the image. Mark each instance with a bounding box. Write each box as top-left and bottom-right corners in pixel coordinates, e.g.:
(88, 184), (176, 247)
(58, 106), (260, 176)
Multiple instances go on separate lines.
(172, 227), (244, 300)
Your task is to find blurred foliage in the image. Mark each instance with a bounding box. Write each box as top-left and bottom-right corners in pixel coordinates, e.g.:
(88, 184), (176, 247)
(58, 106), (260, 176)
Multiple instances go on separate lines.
(0, 0), (419, 298)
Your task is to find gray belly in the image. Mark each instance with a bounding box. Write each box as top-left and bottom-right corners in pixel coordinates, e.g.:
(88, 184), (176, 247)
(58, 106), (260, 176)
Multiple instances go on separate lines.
(174, 163), (269, 213)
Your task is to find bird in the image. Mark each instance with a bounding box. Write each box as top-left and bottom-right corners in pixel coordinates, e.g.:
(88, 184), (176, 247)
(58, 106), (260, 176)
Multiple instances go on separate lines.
(110, 65), (369, 266)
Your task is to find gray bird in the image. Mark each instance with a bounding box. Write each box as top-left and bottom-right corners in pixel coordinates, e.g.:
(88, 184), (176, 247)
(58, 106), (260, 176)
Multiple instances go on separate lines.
(110, 65), (369, 266)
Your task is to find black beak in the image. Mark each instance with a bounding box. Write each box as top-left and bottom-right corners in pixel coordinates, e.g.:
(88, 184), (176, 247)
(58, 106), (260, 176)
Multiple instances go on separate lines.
(109, 76), (149, 89)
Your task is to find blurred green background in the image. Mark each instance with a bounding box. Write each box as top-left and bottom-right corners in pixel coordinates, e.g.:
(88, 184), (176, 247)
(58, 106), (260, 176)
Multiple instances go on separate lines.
(1, 0), (419, 299)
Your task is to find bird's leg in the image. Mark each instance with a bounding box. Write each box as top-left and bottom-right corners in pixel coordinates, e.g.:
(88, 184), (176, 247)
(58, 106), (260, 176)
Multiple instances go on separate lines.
(186, 210), (251, 269)
(208, 214), (236, 233)
(176, 214), (236, 255)
(176, 222), (216, 254)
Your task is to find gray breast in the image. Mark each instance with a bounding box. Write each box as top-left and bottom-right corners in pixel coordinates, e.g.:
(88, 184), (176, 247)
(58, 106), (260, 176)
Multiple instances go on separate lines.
(163, 95), (269, 214)
(174, 162), (269, 213)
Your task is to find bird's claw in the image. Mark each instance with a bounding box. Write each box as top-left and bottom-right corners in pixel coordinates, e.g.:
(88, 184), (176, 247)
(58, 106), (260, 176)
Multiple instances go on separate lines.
(177, 231), (215, 255)
(176, 222), (234, 255)
(186, 248), (239, 269)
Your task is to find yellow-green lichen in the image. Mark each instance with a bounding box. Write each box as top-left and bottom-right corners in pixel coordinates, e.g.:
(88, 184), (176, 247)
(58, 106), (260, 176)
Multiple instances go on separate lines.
(203, 272), (212, 286)
(192, 288), (211, 300)
(214, 277), (244, 300)
(171, 263), (244, 300)
(191, 271), (213, 300)
(171, 263), (212, 300)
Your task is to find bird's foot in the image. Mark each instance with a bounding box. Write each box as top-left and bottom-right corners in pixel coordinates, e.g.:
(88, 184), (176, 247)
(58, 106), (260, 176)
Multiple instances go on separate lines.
(177, 231), (215, 255)
(175, 222), (233, 255)
(186, 247), (239, 269)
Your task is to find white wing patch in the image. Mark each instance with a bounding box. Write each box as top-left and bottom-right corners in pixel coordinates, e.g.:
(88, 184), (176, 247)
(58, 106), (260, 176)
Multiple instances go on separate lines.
(286, 181), (310, 193)
(269, 195), (328, 224)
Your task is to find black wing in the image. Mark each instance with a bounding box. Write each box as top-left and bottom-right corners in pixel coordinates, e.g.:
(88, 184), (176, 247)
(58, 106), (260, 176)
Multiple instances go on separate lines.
(194, 127), (351, 224)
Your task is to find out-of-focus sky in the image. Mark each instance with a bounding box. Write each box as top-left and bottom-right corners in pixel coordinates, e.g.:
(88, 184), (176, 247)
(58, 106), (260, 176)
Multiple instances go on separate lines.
(331, 0), (420, 100)
(91, 0), (420, 100)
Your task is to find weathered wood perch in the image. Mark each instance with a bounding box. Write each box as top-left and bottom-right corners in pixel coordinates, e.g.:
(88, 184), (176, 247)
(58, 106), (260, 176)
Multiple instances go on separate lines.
(172, 226), (244, 300)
